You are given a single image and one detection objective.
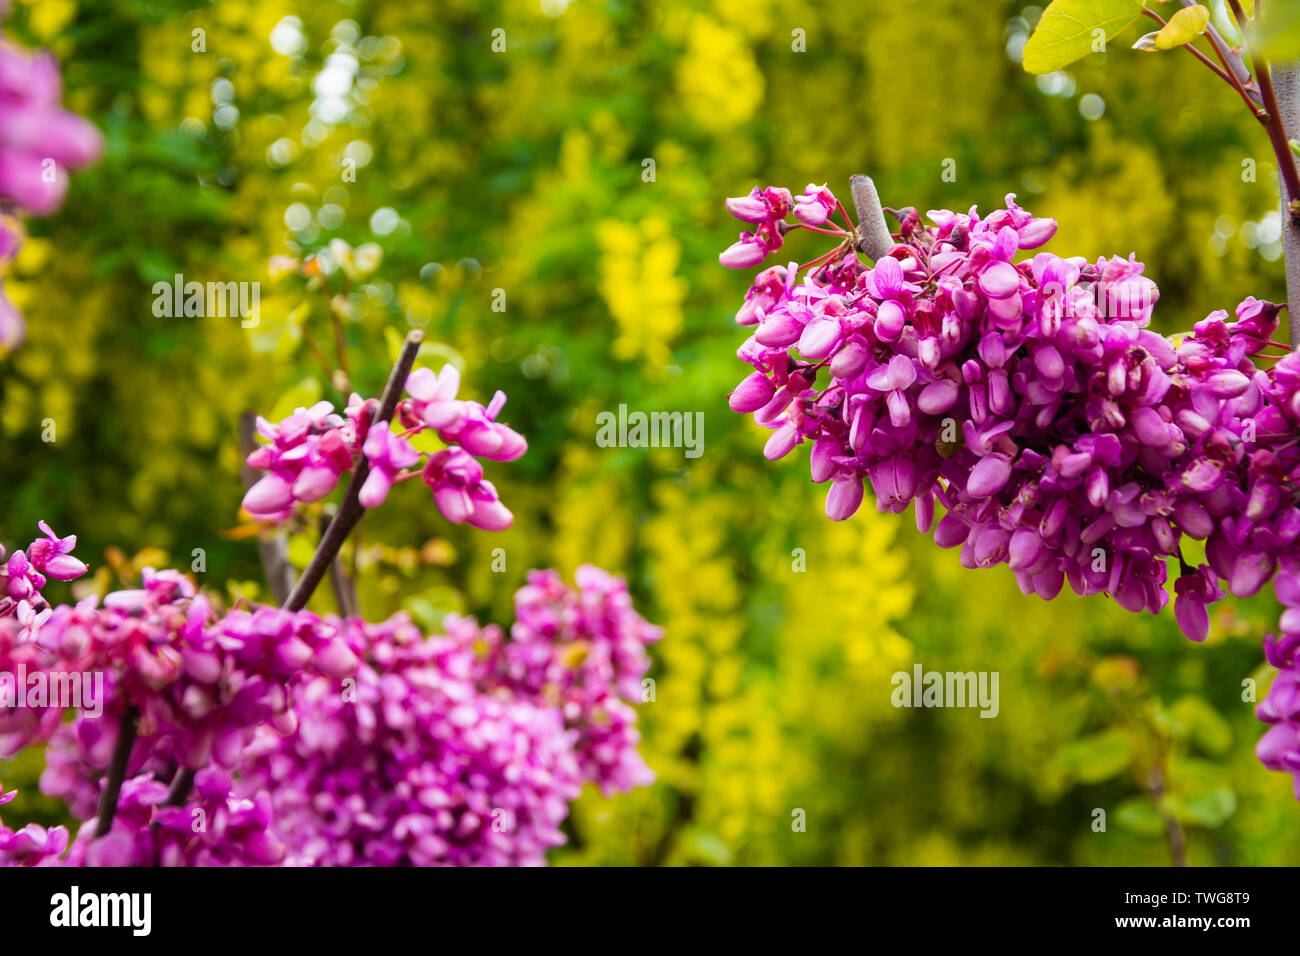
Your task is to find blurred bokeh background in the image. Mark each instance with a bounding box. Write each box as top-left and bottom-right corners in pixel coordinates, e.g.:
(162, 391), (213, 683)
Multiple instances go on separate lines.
(2, 0), (1299, 864)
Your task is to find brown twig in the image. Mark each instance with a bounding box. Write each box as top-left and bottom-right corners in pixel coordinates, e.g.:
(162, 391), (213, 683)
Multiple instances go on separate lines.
(155, 334), (422, 815)
(283, 329), (423, 612)
(320, 509), (359, 617)
(1140, 8), (1235, 86)
(1181, 0), (1263, 106)
(93, 705), (139, 837)
(1275, 63), (1300, 345)
(1148, 766), (1188, 867)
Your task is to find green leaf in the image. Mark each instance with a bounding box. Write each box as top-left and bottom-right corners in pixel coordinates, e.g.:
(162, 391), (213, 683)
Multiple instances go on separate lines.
(1164, 786), (1237, 828)
(1251, 0), (1300, 59)
(1168, 696), (1233, 755)
(1156, 5), (1210, 49)
(1052, 728), (1136, 783)
(1115, 797), (1165, 835)
(1023, 0), (1146, 74)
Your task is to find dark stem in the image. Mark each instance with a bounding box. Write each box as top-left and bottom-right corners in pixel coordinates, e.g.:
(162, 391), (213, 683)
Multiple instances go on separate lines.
(282, 328), (423, 612)
(93, 705), (139, 837)
(1140, 8), (1234, 86)
(1181, 0), (1263, 105)
(1148, 766), (1188, 867)
(163, 767), (196, 807)
(1277, 62), (1300, 344)
(320, 509), (359, 617)
(240, 412), (296, 605)
(1237, 1), (1300, 225)
(150, 766), (198, 862)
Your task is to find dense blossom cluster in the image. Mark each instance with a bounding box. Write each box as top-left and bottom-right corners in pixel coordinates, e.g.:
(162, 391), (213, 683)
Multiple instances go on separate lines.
(0, 512), (658, 865)
(238, 566), (660, 865)
(241, 365), (525, 531)
(495, 566), (663, 793)
(0, 25), (104, 349)
(0, 520), (87, 638)
(0, 532), (362, 847)
(1257, 565), (1300, 798)
(0, 781), (71, 866)
(721, 184), (1300, 797)
(49, 769), (287, 867)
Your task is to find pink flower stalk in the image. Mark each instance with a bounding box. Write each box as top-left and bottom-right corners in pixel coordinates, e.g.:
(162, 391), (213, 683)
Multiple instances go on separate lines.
(0, 521), (87, 639)
(242, 366), (525, 531)
(720, 184), (1300, 799)
(233, 565), (659, 865)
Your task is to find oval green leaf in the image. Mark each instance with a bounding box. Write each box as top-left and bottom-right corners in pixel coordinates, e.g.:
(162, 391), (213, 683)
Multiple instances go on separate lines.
(1023, 0), (1146, 74)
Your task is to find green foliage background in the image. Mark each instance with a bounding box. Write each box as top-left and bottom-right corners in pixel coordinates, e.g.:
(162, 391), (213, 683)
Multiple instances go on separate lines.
(2, 0), (1299, 864)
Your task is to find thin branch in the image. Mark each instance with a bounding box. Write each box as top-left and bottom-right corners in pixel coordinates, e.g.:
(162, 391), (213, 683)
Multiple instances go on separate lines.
(148, 335), (421, 825)
(1140, 8), (1234, 85)
(163, 767), (196, 806)
(1148, 766), (1188, 867)
(1253, 60), (1300, 221)
(283, 328), (424, 612)
(93, 705), (139, 837)
(320, 509), (359, 617)
(1274, 62), (1300, 344)
(1181, 0), (1263, 106)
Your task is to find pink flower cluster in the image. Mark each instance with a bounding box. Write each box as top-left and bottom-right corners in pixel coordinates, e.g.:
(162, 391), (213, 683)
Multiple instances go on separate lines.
(721, 185), (1300, 797)
(493, 566), (663, 794)
(397, 364), (526, 530)
(1257, 564), (1300, 798)
(238, 566), (659, 865)
(6, 566), (358, 827)
(0, 520), (87, 637)
(239, 613), (584, 866)
(59, 769), (287, 867)
(0, 25), (104, 350)
(0, 781), (71, 866)
(241, 365), (525, 531)
(241, 397), (375, 521)
(1, 549), (658, 866)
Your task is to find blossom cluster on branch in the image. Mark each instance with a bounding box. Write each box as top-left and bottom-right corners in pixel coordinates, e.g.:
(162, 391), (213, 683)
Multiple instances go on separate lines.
(0, 512), (659, 865)
(238, 568), (659, 866)
(721, 183), (1300, 798)
(241, 364), (525, 532)
(0, 23), (104, 350)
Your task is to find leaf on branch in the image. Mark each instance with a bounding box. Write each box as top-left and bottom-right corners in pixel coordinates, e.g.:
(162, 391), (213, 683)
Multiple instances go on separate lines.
(1050, 728), (1136, 783)
(1023, 0), (1146, 74)
(1114, 797), (1165, 836)
(1154, 4), (1210, 50)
